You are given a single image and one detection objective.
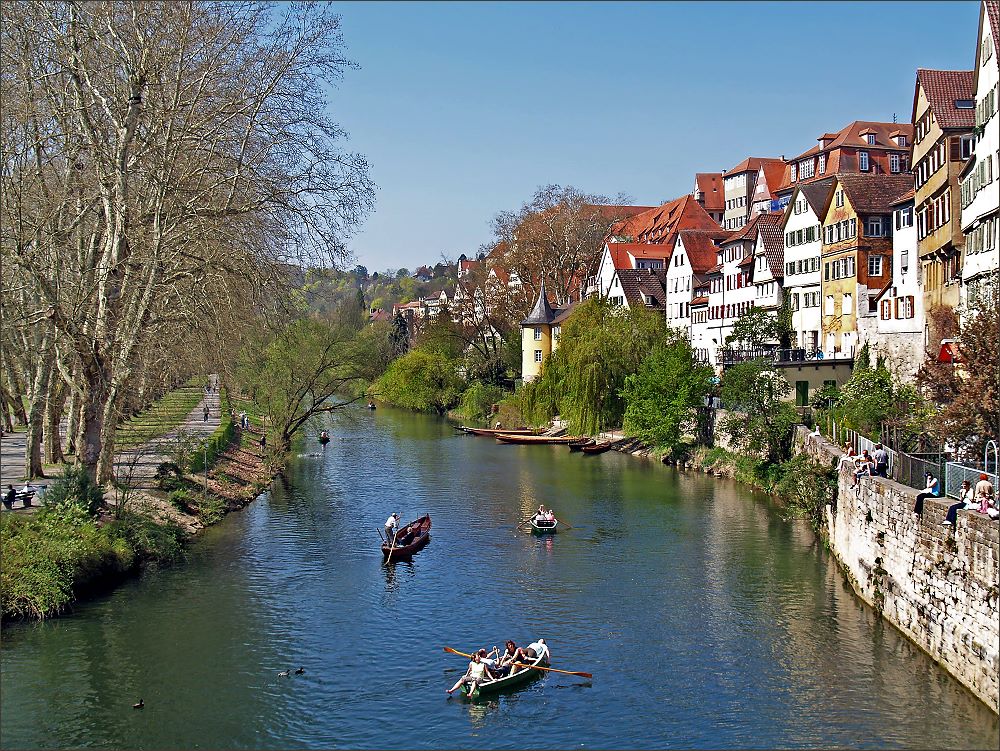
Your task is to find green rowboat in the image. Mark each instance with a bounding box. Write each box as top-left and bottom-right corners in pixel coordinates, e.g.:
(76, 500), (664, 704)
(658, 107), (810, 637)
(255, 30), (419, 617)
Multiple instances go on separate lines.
(461, 647), (549, 700)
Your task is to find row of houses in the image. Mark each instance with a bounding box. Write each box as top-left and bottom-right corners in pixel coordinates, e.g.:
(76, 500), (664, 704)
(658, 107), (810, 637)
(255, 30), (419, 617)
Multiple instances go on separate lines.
(520, 0), (998, 406)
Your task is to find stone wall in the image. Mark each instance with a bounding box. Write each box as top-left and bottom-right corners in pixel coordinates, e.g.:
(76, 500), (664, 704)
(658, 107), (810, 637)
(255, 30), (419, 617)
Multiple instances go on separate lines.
(796, 427), (1000, 713)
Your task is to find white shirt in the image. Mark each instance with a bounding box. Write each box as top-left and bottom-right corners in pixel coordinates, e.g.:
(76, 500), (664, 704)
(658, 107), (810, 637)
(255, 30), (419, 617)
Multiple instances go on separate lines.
(385, 515), (398, 528)
(527, 640), (547, 659)
(480, 656), (497, 669)
(468, 661), (488, 680)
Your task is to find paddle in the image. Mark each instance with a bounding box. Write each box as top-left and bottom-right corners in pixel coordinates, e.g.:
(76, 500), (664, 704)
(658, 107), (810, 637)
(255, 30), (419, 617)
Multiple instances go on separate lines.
(385, 527), (399, 563)
(442, 646), (592, 679)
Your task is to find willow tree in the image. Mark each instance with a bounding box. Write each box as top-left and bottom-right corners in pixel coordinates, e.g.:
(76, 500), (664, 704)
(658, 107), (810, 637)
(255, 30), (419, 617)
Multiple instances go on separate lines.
(0, 1), (374, 481)
(520, 297), (666, 433)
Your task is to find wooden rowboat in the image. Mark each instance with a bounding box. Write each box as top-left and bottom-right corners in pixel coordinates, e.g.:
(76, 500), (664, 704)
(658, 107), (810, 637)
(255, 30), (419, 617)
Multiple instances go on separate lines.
(495, 433), (585, 445)
(529, 518), (558, 534)
(462, 643), (550, 700)
(581, 441), (618, 454)
(461, 426), (539, 436)
(382, 515), (431, 560)
(568, 439), (595, 451)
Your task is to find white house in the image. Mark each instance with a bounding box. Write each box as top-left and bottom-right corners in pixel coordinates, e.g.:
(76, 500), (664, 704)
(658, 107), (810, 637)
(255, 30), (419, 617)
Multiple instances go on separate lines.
(590, 242), (672, 301)
(862, 191), (925, 380)
(781, 182), (833, 353)
(665, 229), (731, 336)
(960, 0), (1000, 325)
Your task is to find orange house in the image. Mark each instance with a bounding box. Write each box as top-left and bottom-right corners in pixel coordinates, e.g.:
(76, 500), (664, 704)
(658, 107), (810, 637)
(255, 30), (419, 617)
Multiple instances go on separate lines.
(819, 174), (913, 354)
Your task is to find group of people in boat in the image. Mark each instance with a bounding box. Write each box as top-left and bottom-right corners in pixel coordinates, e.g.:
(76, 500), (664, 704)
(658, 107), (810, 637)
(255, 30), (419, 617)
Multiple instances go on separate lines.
(446, 639), (549, 695)
(532, 505), (556, 526)
(383, 512), (420, 547)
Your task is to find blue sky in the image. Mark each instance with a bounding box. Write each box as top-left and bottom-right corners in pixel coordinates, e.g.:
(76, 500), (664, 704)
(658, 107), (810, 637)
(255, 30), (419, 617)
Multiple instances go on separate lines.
(330, 1), (980, 272)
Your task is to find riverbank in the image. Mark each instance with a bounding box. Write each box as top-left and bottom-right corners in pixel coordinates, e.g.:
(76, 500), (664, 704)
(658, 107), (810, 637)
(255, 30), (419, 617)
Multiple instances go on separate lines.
(1, 388), (279, 624)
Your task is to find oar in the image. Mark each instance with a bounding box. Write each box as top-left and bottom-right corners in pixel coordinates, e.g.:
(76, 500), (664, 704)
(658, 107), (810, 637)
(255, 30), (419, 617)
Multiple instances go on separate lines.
(442, 647), (592, 679)
(557, 518), (574, 530)
(376, 527), (386, 543)
(385, 528), (399, 563)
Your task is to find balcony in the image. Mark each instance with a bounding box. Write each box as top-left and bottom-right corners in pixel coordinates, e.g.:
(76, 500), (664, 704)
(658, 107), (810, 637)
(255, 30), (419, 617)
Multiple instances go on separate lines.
(717, 345), (855, 367)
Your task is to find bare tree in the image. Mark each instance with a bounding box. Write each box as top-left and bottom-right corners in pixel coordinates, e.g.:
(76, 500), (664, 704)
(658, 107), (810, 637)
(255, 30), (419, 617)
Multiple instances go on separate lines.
(1, 1), (374, 482)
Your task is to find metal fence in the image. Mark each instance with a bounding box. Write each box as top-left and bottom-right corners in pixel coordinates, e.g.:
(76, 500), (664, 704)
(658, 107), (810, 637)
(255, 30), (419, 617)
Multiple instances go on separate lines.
(823, 419), (897, 475)
(895, 452), (948, 492)
(945, 462), (999, 500)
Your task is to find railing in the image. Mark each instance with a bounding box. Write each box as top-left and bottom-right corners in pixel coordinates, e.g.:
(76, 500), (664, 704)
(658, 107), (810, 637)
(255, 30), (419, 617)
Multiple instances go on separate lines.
(945, 462), (998, 500)
(718, 346), (854, 366)
(895, 452), (947, 492)
(824, 419), (897, 476)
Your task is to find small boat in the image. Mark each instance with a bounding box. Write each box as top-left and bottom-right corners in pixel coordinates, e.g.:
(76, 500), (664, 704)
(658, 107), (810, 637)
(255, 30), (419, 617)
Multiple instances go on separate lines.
(462, 643), (549, 700)
(461, 426), (538, 437)
(382, 514), (431, 560)
(494, 433), (585, 445)
(529, 518), (558, 534)
(581, 441), (618, 454)
(568, 439), (595, 452)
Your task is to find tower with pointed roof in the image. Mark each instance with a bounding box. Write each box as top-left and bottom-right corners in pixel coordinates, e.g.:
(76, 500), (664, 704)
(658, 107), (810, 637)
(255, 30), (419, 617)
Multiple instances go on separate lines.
(521, 282), (557, 382)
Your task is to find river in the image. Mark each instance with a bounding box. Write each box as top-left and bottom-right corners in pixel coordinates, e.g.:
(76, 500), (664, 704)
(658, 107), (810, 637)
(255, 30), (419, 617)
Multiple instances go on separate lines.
(2, 405), (997, 749)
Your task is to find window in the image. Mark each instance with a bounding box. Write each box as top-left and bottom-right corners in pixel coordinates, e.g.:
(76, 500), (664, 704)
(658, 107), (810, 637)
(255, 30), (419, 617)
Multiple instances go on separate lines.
(868, 255), (884, 276)
(825, 295), (835, 314)
(533, 327), (542, 341)
(866, 217), (883, 237)
(553, 326), (560, 340)
(901, 249), (909, 273)
(960, 134), (975, 160)
(955, 99), (975, 110)
(819, 153), (827, 174)
(800, 160), (815, 179)
(880, 299), (892, 320)
(866, 133), (876, 145)
(859, 151), (870, 171)
(534, 350), (543, 363)
(897, 135), (907, 148)
(890, 153), (900, 173)
(795, 381), (809, 407)
(843, 293), (853, 314)
(790, 163), (797, 182)
(895, 205), (913, 229)
(835, 190), (844, 208)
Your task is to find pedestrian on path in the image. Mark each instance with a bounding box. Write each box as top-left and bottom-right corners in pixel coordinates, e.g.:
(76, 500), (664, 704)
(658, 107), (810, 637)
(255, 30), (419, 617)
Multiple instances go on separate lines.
(259, 433), (266, 453)
(203, 405), (210, 422)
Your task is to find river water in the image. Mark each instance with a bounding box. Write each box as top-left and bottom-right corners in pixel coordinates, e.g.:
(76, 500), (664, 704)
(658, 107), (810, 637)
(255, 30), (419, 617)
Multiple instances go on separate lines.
(2, 406), (997, 749)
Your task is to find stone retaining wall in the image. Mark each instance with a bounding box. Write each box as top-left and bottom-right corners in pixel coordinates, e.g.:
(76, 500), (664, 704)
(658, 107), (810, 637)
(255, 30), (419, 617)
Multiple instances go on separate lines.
(796, 427), (999, 713)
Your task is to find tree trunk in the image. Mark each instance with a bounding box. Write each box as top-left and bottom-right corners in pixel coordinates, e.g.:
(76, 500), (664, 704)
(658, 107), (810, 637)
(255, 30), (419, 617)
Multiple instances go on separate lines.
(44, 377), (66, 464)
(24, 354), (53, 479)
(2, 354), (28, 426)
(64, 385), (78, 456)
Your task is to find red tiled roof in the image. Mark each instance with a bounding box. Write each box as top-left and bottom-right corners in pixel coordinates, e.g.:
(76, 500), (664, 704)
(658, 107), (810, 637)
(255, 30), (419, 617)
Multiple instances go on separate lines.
(726, 156), (783, 175)
(755, 221), (785, 278)
(737, 254), (755, 268)
(890, 187), (916, 206)
(690, 295), (709, 306)
(722, 211), (783, 245)
(677, 229), (732, 273)
(706, 263), (723, 275)
(610, 194), (718, 249)
(606, 243), (671, 270)
(694, 173), (725, 212)
(756, 161), (787, 200)
(617, 268), (667, 310)
(459, 259), (479, 271)
(490, 265), (511, 285)
(915, 69), (975, 130)
(835, 173), (915, 215)
(989, 2), (1000, 54)
(789, 121), (914, 164)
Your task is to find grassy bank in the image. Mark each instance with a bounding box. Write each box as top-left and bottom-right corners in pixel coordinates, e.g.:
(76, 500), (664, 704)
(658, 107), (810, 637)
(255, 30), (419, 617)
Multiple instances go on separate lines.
(1, 474), (184, 621)
(116, 379), (205, 450)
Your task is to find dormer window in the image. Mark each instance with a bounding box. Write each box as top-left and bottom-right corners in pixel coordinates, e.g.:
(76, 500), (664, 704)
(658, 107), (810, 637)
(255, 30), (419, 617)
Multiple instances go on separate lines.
(896, 135), (907, 148)
(790, 163), (797, 182)
(866, 133), (876, 145)
(955, 99), (975, 109)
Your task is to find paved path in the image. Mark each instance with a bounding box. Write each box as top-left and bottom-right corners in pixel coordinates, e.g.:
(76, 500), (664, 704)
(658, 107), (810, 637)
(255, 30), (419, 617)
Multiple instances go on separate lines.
(1, 377), (222, 514)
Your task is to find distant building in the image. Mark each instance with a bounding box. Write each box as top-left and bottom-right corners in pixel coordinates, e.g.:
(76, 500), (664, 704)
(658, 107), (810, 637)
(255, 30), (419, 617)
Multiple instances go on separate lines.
(722, 157), (784, 231)
(664, 229), (731, 338)
(693, 173), (725, 224)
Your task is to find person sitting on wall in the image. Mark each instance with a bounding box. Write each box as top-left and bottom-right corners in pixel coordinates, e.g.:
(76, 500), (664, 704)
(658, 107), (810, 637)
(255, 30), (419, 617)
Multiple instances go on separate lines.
(913, 473), (940, 516)
(942, 480), (977, 527)
(852, 451), (873, 490)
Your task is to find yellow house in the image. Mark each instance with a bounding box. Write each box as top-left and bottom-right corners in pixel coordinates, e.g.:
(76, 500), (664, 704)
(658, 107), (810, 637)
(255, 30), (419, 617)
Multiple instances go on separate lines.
(521, 283), (556, 382)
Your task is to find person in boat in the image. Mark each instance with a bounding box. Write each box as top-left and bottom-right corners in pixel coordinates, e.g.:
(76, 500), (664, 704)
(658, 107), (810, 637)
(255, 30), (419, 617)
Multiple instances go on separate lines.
(320, 430), (329, 441)
(523, 639), (549, 661)
(446, 651), (496, 695)
(396, 525), (415, 546)
(496, 640), (524, 676)
(544, 509), (555, 523)
(384, 513), (400, 542)
(532, 505), (547, 523)
(477, 648), (499, 672)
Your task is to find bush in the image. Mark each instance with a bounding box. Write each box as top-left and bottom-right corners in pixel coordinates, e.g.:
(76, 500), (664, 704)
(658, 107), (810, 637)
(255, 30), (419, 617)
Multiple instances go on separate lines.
(373, 349), (463, 413)
(154, 461), (185, 491)
(456, 381), (506, 423)
(168, 489), (196, 514)
(43, 464), (105, 516)
(188, 417), (238, 473)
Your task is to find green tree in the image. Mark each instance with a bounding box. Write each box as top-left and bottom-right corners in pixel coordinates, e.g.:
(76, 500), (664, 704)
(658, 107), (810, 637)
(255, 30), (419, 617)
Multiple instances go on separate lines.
(720, 359), (798, 463)
(373, 350), (462, 413)
(622, 337), (714, 450)
(520, 298), (665, 432)
(725, 307), (780, 347)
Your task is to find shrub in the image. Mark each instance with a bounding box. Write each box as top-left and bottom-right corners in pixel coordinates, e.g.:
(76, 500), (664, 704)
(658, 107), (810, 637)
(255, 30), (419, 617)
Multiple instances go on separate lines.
(456, 381), (506, 423)
(43, 464), (105, 516)
(154, 461), (185, 491)
(168, 489), (195, 514)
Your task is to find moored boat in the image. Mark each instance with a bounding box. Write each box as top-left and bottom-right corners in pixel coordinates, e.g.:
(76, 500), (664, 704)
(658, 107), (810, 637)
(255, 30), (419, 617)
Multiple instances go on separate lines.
(461, 426), (539, 437)
(494, 433), (584, 445)
(462, 643), (549, 700)
(568, 438), (595, 451)
(581, 440), (618, 454)
(382, 514), (431, 560)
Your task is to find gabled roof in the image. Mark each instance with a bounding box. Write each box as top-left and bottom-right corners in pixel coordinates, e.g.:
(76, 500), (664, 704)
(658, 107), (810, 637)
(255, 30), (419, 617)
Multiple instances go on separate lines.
(737, 254), (756, 268)
(788, 121), (914, 163)
(754, 161), (788, 201)
(726, 156), (783, 176)
(617, 268), (667, 310)
(694, 173), (725, 212)
(609, 194), (719, 251)
(990, 2), (1000, 47)
(754, 221), (785, 278)
(677, 229), (732, 273)
(781, 179), (837, 228)
(914, 69), (975, 130)
(459, 258), (480, 272)
(690, 295), (709, 306)
(722, 211), (783, 246)
(890, 187), (916, 206)
(705, 263), (723, 275)
(605, 243), (672, 271)
(833, 174), (915, 215)
(522, 282), (555, 325)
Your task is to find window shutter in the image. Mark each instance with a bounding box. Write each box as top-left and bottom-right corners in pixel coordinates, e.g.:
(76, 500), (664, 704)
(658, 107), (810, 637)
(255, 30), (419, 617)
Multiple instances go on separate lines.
(949, 137), (961, 162)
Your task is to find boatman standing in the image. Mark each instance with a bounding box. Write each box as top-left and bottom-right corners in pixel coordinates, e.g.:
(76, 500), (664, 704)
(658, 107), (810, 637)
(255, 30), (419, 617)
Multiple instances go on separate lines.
(385, 512), (400, 543)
